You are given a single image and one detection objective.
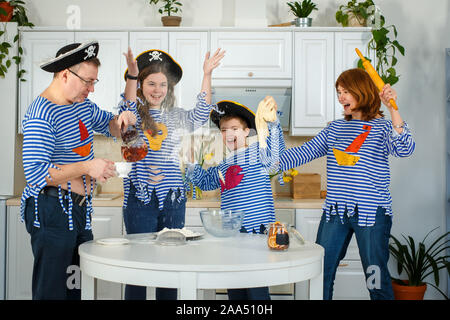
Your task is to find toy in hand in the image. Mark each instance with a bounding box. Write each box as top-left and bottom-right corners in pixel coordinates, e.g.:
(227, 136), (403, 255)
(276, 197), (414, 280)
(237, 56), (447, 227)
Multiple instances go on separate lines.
(255, 96), (278, 149)
(355, 48), (398, 110)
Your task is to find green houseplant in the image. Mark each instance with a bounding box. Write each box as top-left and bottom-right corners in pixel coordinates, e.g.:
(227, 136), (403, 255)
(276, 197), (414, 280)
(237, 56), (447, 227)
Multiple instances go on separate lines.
(389, 228), (450, 300)
(149, 0), (182, 27)
(0, 0), (34, 80)
(287, 0), (318, 27)
(335, 0), (405, 86)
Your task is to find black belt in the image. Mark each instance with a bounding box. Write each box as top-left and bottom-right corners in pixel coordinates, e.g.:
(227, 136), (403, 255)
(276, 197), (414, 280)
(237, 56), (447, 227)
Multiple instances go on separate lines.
(40, 186), (90, 206)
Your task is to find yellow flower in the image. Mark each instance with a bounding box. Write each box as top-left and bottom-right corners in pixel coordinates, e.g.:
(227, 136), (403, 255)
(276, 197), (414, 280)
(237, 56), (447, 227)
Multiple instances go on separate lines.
(282, 176), (292, 183)
(290, 169), (298, 176)
(203, 152), (213, 161)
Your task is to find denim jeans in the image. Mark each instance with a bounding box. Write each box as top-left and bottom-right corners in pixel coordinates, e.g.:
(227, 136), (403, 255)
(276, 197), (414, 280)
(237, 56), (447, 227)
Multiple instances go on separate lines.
(24, 194), (93, 300)
(123, 184), (186, 300)
(316, 206), (394, 300)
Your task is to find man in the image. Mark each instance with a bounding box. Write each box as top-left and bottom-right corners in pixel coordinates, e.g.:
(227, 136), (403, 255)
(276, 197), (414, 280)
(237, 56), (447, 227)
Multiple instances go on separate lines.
(21, 41), (135, 299)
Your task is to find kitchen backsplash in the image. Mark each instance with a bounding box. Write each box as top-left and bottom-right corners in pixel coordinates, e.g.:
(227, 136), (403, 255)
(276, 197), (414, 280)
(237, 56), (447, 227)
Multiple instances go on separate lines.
(93, 132), (327, 197)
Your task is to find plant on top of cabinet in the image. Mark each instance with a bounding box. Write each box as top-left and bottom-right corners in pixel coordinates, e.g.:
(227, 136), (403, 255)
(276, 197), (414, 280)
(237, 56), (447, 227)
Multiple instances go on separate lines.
(149, 0), (182, 27)
(389, 227), (450, 300)
(0, 0), (34, 80)
(335, 0), (372, 27)
(335, 0), (405, 85)
(287, 0), (318, 27)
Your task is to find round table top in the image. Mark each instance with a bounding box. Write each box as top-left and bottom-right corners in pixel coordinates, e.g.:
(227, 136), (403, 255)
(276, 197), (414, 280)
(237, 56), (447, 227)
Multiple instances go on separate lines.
(79, 232), (324, 273)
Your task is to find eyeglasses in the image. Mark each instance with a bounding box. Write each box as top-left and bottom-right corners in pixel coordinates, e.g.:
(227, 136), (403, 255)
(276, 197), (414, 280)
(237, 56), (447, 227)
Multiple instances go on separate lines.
(68, 69), (99, 87)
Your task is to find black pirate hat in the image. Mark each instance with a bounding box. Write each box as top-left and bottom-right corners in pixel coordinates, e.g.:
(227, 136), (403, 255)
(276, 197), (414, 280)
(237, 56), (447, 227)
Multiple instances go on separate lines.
(40, 41), (99, 73)
(124, 49), (182, 84)
(211, 100), (257, 135)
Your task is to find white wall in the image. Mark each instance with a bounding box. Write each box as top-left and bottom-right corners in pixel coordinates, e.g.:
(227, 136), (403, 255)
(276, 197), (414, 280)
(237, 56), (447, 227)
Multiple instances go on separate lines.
(25, 0), (449, 298)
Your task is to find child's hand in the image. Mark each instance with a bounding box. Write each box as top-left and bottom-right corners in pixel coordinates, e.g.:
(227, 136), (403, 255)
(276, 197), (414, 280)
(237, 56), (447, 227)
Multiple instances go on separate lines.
(380, 84), (397, 110)
(258, 96), (278, 122)
(203, 48), (226, 76)
(124, 47), (138, 77)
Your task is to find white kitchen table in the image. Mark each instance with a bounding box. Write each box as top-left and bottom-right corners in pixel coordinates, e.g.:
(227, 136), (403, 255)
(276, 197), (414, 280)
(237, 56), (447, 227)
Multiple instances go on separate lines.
(79, 233), (324, 300)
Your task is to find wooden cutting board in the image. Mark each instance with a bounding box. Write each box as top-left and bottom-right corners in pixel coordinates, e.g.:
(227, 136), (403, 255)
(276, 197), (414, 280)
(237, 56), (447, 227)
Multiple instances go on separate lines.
(291, 173), (321, 199)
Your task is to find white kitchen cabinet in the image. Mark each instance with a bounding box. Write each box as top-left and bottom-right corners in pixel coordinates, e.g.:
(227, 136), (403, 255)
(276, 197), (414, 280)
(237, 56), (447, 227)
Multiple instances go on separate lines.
(74, 32), (128, 114)
(334, 32), (375, 120)
(210, 31), (292, 80)
(19, 31), (74, 133)
(6, 204), (123, 300)
(291, 32), (335, 136)
(129, 31), (169, 57)
(169, 32), (208, 111)
(295, 208), (369, 300)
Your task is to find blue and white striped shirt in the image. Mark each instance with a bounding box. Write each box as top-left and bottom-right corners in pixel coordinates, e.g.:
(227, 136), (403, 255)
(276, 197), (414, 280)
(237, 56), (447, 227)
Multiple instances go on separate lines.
(118, 92), (212, 210)
(21, 96), (114, 230)
(280, 118), (415, 226)
(188, 121), (285, 233)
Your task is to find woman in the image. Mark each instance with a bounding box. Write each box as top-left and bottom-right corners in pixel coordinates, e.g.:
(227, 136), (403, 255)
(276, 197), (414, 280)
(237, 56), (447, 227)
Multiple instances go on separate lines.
(118, 47), (224, 300)
(279, 68), (415, 299)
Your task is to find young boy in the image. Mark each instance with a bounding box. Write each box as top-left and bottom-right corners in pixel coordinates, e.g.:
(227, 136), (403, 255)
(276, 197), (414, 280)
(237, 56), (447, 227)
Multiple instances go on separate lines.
(186, 97), (285, 300)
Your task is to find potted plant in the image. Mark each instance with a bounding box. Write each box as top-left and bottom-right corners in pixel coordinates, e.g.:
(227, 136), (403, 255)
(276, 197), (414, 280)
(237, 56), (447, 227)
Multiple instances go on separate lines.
(335, 0), (374, 27)
(335, 1), (405, 86)
(0, 0), (34, 79)
(389, 227), (450, 300)
(287, 0), (318, 27)
(149, 0), (182, 27)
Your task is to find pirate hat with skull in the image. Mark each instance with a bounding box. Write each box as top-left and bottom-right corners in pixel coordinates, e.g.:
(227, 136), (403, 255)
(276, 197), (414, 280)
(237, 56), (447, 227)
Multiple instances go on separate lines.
(40, 41), (100, 73)
(124, 49), (182, 84)
(211, 100), (257, 136)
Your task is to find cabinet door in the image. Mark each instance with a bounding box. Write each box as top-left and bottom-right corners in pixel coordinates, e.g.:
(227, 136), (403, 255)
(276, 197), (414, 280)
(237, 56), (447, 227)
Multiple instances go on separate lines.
(169, 32), (208, 110)
(6, 206), (33, 299)
(90, 206), (124, 300)
(75, 32), (128, 114)
(334, 32), (374, 119)
(210, 32), (292, 79)
(19, 31), (74, 133)
(129, 32), (169, 57)
(295, 209), (368, 300)
(291, 32), (334, 136)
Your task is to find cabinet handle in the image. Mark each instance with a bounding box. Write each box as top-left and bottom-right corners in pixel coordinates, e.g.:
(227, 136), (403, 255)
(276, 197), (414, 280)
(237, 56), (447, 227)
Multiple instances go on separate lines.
(248, 72), (254, 77)
(338, 263), (348, 267)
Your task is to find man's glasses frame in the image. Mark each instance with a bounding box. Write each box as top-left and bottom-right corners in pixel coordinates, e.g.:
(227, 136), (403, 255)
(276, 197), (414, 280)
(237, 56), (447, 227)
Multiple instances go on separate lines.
(68, 69), (99, 87)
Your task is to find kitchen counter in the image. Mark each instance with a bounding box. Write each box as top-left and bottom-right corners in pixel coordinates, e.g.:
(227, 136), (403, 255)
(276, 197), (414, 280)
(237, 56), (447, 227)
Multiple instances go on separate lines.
(6, 195), (324, 209)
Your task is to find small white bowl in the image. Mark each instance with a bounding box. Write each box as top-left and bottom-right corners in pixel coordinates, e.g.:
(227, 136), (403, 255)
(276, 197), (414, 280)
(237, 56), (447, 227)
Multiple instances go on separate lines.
(114, 162), (132, 178)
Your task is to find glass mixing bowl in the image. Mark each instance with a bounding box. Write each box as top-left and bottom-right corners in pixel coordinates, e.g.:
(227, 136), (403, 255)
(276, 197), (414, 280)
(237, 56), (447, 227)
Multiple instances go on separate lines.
(199, 209), (245, 237)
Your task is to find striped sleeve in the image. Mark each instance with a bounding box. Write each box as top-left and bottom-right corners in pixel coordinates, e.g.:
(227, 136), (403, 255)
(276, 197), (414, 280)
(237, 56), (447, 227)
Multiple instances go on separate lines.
(118, 95), (141, 127)
(178, 92), (212, 132)
(279, 125), (329, 171)
(386, 121), (415, 157)
(90, 100), (115, 136)
(22, 118), (59, 188)
(260, 120), (285, 172)
(191, 164), (221, 191)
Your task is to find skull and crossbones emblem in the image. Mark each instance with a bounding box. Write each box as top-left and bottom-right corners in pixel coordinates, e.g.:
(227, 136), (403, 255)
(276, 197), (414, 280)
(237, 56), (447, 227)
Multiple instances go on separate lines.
(149, 51), (163, 62)
(84, 45), (96, 60)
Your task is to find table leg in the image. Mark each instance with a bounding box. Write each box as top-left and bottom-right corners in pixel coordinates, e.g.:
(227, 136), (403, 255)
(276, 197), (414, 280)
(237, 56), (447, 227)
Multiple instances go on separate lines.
(179, 272), (197, 300)
(309, 269), (323, 300)
(81, 271), (97, 300)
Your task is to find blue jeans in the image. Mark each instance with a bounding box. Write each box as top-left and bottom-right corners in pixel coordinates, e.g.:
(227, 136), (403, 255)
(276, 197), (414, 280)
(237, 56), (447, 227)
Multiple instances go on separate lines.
(316, 206), (394, 300)
(24, 194), (93, 300)
(123, 184), (186, 300)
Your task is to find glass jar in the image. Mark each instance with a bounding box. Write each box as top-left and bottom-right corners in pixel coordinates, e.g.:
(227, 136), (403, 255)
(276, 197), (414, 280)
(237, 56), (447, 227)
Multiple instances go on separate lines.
(120, 125), (148, 162)
(267, 222), (289, 250)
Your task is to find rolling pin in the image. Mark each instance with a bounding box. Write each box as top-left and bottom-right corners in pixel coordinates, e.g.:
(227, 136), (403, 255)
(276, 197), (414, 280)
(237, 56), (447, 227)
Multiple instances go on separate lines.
(355, 48), (398, 110)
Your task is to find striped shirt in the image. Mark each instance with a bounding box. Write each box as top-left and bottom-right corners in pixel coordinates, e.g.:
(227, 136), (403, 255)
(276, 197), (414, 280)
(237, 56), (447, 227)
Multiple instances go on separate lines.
(20, 96), (114, 230)
(188, 121), (285, 233)
(280, 118), (415, 226)
(118, 92), (212, 210)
